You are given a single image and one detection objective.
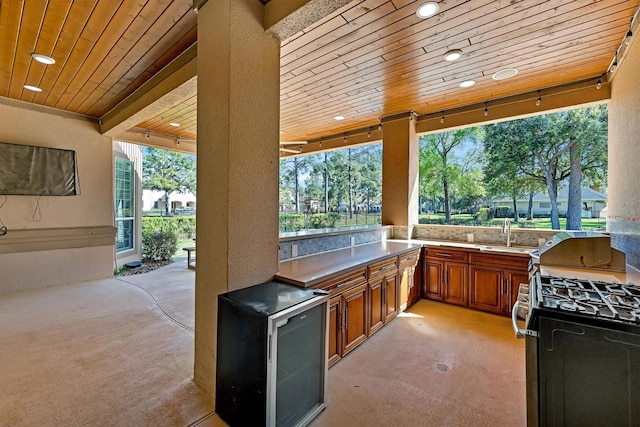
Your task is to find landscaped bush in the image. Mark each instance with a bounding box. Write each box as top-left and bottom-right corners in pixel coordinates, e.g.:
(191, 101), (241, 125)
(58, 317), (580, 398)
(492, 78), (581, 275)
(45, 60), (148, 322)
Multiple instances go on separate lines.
(475, 207), (494, 223)
(142, 216), (195, 239)
(495, 206), (511, 218)
(142, 229), (178, 262)
(279, 214), (305, 232)
(308, 213), (342, 229)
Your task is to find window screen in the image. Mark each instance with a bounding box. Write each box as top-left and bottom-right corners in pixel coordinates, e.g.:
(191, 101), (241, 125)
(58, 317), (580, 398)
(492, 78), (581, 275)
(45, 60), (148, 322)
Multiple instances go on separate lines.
(115, 158), (135, 253)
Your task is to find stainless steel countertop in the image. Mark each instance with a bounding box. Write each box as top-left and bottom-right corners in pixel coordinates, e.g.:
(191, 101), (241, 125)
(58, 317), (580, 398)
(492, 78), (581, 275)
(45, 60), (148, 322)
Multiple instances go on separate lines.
(276, 241), (422, 288)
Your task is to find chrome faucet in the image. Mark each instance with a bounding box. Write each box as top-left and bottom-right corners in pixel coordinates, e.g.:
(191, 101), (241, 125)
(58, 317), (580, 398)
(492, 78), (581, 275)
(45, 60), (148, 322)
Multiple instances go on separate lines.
(501, 217), (514, 247)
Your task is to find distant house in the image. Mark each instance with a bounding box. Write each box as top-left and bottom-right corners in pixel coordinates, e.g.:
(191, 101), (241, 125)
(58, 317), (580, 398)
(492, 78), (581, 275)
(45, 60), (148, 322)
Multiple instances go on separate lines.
(494, 184), (607, 218)
(142, 189), (197, 214)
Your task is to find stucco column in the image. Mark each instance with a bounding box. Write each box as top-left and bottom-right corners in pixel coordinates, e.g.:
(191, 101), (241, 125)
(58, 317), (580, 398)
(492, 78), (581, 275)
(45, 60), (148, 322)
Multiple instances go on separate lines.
(381, 112), (420, 238)
(194, 0), (280, 398)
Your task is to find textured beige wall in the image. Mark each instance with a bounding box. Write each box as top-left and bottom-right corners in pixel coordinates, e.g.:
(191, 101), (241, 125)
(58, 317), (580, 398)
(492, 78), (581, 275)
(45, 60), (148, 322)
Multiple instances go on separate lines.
(0, 98), (115, 290)
(608, 39), (640, 220)
(194, 0), (281, 398)
(607, 34), (640, 267)
(381, 115), (419, 227)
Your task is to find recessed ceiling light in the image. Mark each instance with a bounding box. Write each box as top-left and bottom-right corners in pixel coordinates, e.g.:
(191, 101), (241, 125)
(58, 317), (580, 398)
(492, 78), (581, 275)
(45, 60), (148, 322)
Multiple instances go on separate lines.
(459, 80), (475, 88)
(416, 2), (439, 19)
(444, 49), (462, 61)
(170, 122), (181, 127)
(492, 68), (518, 81)
(23, 84), (42, 92)
(334, 115), (345, 121)
(31, 53), (55, 65)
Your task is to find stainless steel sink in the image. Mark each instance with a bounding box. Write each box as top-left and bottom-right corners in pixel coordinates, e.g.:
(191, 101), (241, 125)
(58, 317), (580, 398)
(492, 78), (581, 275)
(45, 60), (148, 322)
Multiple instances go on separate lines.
(479, 245), (533, 254)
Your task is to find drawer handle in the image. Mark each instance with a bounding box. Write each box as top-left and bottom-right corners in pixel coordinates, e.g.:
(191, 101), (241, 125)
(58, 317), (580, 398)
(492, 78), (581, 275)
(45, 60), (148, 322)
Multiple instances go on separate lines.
(436, 253), (452, 257)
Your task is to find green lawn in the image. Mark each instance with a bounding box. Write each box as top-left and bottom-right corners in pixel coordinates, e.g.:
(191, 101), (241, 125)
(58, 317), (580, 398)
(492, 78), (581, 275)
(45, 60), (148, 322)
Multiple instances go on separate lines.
(418, 214), (606, 230)
(174, 238), (196, 258)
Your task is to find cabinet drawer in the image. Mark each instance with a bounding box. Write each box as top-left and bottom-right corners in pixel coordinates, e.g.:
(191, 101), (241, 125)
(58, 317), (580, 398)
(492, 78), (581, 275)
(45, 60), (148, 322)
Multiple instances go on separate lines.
(424, 248), (468, 263)
(469, 253), (529, 270)
(314, 268), (367, 296)
(398, 249), (420, 270)
(367, 257), (398, 279)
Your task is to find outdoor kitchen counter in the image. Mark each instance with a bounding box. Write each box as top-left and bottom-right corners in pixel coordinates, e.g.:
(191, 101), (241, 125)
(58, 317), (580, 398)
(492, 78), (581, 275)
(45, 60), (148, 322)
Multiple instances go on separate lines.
(390, 238), (537, 258)
(276, 241), (422, 288)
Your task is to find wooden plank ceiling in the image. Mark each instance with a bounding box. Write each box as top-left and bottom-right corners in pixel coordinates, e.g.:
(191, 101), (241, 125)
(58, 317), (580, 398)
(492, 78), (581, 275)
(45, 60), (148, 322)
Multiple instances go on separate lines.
(0, 0), (638, 145)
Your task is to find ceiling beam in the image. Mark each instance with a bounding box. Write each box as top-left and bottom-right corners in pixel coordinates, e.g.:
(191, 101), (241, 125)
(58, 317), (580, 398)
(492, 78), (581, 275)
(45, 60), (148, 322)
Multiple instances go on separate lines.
(264, 0), (351, 40)
(114, 128), (196, 155)
(281, 78), (611, 157)
(100, 43), (197, 137)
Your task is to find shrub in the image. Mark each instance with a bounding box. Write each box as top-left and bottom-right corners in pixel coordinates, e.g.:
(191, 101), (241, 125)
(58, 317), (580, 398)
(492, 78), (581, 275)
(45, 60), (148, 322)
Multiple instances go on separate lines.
(495, 206), (511, 218)
(476, 207), (493, 223)
(142, 229), (178, 262)
(308, 213), (342, 229)
(142, 216), (195, 239)
(279, 214), (305, 232)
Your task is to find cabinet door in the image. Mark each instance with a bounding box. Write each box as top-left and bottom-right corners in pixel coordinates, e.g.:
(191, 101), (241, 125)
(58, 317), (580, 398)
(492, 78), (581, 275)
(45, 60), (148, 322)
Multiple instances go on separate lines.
(327, 295), (342, 367)
(367, 276), (384, 336)
(424, 260), (444, 300)
(384, 273), (399, 323)
(408, 261), (422, 307)
(343, 283), (368, 355)
(444, 263), (468, 306)
(506, 270), (529, 314)
(469, 266), (503, 314)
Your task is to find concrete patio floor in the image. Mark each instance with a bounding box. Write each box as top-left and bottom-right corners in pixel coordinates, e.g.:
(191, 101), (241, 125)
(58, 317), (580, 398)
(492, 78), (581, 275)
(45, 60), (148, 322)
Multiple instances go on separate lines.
(0, 257), (525, 426)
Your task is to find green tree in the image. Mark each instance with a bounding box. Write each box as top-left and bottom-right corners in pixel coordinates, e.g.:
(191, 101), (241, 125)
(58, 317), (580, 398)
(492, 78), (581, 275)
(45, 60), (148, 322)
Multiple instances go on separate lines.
(142, 148), (196, 216)
(280, 156), (311, 213)
(482, 105), (607, 230)
(419, 128), (480, 223)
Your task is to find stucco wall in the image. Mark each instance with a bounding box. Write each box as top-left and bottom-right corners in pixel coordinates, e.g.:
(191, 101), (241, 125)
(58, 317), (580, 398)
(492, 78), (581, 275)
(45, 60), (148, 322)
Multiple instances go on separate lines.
(607, 34), (640, 268)
(0, 98), (115, 292)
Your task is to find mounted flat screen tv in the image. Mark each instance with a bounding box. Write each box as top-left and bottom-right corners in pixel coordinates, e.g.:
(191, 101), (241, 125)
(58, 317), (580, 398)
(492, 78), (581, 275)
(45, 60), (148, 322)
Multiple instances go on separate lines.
(0, 141), (80, 196)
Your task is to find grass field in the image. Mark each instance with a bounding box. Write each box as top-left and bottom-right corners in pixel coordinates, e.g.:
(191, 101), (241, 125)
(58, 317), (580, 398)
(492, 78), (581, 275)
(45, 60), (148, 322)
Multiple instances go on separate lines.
(418, 214), (606, 230)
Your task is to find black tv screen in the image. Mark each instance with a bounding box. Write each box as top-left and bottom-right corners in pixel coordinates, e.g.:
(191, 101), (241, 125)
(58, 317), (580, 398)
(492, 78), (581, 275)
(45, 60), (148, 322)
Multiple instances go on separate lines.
(0, 141), (80, 196)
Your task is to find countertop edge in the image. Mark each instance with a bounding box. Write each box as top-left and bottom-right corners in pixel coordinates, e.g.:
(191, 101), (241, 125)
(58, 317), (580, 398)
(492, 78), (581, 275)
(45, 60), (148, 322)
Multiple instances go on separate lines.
(276, 242), (422, 288)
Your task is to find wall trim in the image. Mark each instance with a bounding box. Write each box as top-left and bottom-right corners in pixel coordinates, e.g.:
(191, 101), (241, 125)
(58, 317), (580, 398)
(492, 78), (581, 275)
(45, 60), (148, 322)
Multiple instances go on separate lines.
(0, 226), (116, 254)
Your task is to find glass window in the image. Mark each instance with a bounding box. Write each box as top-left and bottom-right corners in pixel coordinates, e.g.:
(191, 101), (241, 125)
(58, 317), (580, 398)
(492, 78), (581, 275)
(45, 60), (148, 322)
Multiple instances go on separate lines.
(115, 158), (135, 253)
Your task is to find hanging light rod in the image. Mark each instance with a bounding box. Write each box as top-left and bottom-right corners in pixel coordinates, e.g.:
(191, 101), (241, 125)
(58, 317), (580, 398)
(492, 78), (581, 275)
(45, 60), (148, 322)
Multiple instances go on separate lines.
(607, 5), (640, 74)
(279, 147), (301, 154)
(279, 141), (308, 145)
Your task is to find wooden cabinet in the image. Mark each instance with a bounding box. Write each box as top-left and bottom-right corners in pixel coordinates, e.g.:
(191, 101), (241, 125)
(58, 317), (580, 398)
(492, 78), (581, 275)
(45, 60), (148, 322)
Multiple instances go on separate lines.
(367, 257), (398, 336)
(315, 248), (421, 367)
(423, 248), (469, 306)
(398, 249), (421, 310)
(469, 253), (529, 315)
(408, 256), (422, 308)
(316, 268), (368, 367)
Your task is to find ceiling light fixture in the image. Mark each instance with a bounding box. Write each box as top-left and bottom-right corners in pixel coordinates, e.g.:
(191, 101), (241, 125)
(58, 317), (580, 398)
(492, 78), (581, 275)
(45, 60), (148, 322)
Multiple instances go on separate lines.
(334, 115), (345, 121)
(31, 53), (55, 65)
(170, 122), (181, 127)
(416, 2), (439, 18)
(146, 131), (150, 140)
(625, 29), (633, 45)
(484, 103), (488, 116)
(611, 57), (618, 71)
(343, 134), (347, 143)
(440, 112), (445, 123)
(23, 84), (42, 92)
(492, 68), (518, 81)
(443, 49), (462, 61)
(459, 80), (475, 88)
(368, 127), (371, 138)
(536, 91), (542, 106)
(596, 78), (602, 89)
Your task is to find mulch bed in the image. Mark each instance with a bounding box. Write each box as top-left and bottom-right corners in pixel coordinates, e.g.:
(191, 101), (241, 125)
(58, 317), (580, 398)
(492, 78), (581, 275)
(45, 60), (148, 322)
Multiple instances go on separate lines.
(116, 260), (171, 276)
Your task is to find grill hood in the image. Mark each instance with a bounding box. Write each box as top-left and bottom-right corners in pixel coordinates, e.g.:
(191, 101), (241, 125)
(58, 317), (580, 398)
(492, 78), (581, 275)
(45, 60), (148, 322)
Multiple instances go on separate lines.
(538, 231), (626, 272)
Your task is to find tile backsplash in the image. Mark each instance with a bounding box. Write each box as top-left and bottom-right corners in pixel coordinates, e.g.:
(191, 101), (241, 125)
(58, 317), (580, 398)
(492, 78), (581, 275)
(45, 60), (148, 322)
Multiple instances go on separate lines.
(279, 227), (390, 260)
(411, 224), (558, 248)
